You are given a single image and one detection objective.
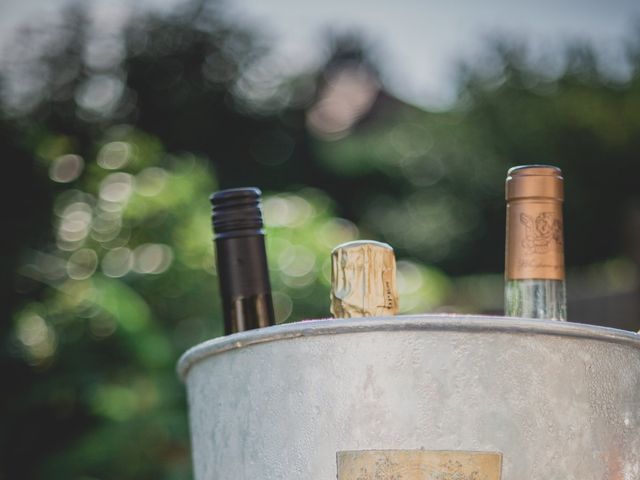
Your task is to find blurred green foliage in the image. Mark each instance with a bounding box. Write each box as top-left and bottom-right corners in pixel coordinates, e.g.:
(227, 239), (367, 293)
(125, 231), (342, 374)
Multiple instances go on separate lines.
(6, 126), (447, 479)
(2, 2), (640, 479)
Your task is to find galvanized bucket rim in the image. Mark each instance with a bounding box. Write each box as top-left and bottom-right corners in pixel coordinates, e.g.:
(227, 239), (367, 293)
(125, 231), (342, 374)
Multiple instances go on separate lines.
(176, 314), (640, 381)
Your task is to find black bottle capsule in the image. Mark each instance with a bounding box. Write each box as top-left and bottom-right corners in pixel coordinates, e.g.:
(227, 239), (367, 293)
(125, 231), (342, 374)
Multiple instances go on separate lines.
(210, 187), (275, 334)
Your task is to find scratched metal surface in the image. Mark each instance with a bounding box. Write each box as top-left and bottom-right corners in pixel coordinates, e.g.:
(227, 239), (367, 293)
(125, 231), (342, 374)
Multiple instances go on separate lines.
(178, 315), (640, 480)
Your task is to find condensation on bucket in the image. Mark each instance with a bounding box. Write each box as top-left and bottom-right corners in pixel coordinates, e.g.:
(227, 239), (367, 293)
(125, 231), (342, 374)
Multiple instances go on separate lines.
(178, 315), (640, 480)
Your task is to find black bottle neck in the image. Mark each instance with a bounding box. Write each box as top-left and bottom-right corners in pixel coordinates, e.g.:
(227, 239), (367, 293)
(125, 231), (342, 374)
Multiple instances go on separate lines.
(210, 187), (275, 334)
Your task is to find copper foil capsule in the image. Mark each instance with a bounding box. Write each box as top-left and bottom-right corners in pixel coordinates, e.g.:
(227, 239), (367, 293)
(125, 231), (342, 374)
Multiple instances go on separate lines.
(330, 240), (399, 318)
(505, 165), (565, 280)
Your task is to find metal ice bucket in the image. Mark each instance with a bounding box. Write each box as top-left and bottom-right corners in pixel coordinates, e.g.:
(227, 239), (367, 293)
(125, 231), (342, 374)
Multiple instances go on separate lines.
(177, 315), (640, 479)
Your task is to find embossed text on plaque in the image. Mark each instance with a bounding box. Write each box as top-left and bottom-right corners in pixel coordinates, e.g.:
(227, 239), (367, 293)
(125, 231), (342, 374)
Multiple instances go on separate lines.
(337, 450), (502, 480)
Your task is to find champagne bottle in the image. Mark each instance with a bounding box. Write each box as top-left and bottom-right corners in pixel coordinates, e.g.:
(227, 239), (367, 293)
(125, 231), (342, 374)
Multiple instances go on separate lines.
(330, 240), (399, 318)
(504, 165), (566, 320)
(211, 187), (275, 334)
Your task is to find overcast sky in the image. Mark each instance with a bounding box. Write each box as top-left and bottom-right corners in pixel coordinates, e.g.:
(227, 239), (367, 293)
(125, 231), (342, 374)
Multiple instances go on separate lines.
(1, 0), (639, 108)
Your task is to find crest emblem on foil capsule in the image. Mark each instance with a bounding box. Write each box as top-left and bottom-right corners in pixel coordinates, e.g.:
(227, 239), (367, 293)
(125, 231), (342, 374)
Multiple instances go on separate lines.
(520, 212), (563, 254)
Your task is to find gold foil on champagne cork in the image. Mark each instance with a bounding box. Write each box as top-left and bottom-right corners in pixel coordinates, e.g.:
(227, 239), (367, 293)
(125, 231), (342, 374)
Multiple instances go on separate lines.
(330, 240), (398, 318)
(506, 165), (565, 280)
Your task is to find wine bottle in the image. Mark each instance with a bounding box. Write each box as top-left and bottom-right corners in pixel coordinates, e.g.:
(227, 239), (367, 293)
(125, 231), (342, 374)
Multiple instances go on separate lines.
(330, 240), (399, 318)
(504, 165), (566, 320)
(211, 187), (275, 334)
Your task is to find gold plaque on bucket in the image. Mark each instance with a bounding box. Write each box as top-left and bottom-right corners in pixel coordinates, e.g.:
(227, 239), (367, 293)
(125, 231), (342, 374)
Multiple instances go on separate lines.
(337, 450), (502, 480)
